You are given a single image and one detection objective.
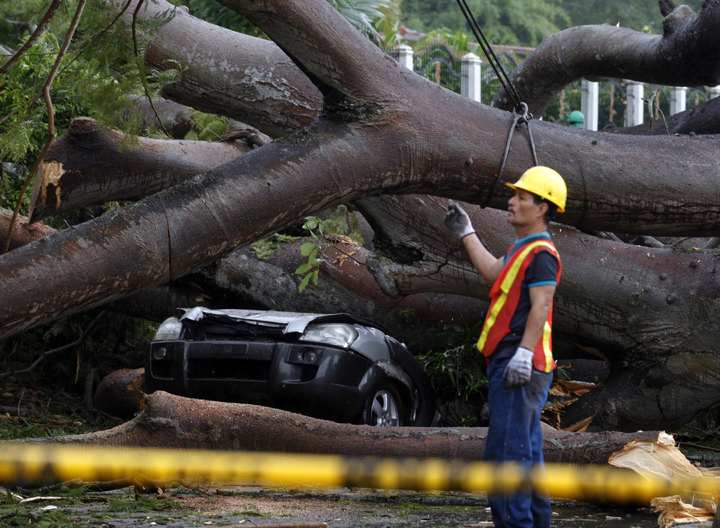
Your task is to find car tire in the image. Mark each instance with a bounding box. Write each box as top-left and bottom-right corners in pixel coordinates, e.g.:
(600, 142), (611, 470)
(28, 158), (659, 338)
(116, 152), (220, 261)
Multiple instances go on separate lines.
(361, 382), (406, 427)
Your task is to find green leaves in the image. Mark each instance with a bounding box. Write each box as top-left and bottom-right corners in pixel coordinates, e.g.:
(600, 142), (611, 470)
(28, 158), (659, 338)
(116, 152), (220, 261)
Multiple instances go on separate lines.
(251, 233), (299, 260)
(296, 241), (320, 293)
(329, 0), (395, 40)
(293, 206), (365, 293)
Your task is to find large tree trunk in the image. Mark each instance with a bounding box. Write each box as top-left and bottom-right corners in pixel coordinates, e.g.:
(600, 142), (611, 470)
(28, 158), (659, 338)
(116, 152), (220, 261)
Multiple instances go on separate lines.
(494, 1), (720, 112)
(45, 390), (661, 465)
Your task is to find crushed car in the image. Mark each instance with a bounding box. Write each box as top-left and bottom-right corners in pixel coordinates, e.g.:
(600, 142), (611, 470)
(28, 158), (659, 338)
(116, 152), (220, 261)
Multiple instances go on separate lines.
(146, 308), (436, 426)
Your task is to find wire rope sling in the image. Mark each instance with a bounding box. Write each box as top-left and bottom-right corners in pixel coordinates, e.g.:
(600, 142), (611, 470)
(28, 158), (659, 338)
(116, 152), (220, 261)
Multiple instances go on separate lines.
(453, 0), (540, 206)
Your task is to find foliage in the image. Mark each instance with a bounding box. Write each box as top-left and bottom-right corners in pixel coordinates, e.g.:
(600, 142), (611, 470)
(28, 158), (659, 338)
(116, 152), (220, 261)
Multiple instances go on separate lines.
(373, 0), (403, 48)
(402, 0), (705, 43)
(562, 0), (703, 32)
(330, 0), (395, 42)
(107, 496), (183, 513)
(295, 205), (365, 293)
(251, 233), (299, 260)
(166, 0), (264, 36)
(0, 0), (178, 215)
(0, 504), (74, 528)
(417, 323), (487, 425)
(402, 0), (570, 46)
(184, 110), (230, 141)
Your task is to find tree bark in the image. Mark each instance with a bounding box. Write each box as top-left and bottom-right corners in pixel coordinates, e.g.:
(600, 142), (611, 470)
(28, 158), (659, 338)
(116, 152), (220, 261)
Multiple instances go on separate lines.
(43, 390), (662, 465)
(0, 204), (480, 348)
(109, 0), (720, 235)
(30, 117), (251, 220)
(494, 1), (720, 113)
(125, 95), (195, 139)
(108, 0), (321, 137)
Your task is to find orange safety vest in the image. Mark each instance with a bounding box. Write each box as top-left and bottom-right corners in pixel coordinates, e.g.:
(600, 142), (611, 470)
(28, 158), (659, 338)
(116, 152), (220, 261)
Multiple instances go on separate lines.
(476, 238), (562, 373)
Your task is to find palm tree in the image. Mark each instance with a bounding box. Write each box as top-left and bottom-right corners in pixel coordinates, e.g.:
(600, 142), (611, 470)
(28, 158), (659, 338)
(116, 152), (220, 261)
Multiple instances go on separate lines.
(328, 0), (397, 44)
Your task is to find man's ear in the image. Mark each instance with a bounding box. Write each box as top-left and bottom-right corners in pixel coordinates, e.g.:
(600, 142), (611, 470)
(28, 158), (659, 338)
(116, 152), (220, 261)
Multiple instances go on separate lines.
(538, 201), (549, 219)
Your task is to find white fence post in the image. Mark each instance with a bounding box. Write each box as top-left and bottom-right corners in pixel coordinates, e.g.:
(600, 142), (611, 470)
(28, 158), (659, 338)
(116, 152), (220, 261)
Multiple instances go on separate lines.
(392, 44), (414, 71)
(670, 87), (687, 115)
(625, 82), (644, 127)
(709, 85), (720, 99)
(581, 80), (599, 131)
(461, 52), (482, 102)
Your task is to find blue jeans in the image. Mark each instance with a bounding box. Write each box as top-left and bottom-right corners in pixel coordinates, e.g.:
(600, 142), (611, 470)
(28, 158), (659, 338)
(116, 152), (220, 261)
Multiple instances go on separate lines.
(484, 353), (553, 528)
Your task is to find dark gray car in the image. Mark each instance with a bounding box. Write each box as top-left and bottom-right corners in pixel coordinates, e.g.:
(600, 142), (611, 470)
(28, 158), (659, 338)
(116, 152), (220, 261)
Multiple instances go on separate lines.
(146, 308), (436, 426)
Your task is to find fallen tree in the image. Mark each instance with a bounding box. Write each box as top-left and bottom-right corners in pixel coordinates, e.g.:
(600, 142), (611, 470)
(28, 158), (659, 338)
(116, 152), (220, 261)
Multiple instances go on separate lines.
(3, 0), (720, 436)
(48, 390), (661, 465)
(4, 0), (720, 339)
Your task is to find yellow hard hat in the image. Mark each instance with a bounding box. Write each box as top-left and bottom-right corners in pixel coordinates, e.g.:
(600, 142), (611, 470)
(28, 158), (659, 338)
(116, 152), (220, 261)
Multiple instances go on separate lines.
(505, 166), (567, 213)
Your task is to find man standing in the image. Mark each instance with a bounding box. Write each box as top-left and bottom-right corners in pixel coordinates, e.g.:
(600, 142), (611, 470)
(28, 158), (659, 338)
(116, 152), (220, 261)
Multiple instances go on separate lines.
(445, 166), (567, 528)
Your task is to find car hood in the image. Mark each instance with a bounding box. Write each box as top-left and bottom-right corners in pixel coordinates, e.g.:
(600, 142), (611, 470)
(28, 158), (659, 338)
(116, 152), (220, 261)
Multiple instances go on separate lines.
(178, 307), (375, 334)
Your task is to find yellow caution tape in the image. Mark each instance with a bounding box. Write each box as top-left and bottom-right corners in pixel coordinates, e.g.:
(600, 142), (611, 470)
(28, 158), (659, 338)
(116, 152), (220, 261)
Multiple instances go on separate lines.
(1, 443), (719, 503)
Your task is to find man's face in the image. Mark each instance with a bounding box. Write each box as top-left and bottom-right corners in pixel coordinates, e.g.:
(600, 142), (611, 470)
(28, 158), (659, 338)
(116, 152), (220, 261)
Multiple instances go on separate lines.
(507, 190), (546, 228)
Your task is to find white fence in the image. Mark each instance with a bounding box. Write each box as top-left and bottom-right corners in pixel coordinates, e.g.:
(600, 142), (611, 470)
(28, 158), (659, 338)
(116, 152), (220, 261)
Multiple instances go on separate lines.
(391, 44), (720, 131)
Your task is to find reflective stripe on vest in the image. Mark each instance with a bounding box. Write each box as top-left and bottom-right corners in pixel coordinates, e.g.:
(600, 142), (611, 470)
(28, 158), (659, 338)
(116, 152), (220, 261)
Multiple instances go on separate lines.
(476, 239), (561, 372)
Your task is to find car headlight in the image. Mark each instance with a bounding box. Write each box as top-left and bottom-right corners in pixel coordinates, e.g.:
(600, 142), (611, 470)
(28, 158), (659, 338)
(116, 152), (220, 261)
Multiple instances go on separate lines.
(298, 323), (358, 349)
(153, 317), (182, 341)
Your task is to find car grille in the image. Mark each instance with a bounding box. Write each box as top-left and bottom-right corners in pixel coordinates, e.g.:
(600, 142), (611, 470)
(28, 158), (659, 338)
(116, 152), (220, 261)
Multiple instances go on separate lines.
(186, 342), (274, 381)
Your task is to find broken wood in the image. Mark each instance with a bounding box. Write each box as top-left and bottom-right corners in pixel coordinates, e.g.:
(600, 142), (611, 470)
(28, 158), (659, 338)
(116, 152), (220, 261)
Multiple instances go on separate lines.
(30, 117), (250, 219)
(94, 368), (145, 419)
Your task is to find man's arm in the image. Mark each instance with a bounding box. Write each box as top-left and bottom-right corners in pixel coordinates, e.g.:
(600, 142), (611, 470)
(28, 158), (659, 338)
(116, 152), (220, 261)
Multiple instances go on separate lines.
(462, 234), (504, 284)
(445, 200), (503, 283)
(520, 284), (556, 350)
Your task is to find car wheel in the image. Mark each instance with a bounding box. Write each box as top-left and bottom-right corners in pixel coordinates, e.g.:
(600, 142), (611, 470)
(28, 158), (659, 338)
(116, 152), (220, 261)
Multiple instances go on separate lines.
(361, 383), (406, 427)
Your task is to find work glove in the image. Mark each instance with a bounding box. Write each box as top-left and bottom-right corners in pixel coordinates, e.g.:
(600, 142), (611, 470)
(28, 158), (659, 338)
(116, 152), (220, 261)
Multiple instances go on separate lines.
(445, 200), (475, 239)
(503, 346), (533, 387)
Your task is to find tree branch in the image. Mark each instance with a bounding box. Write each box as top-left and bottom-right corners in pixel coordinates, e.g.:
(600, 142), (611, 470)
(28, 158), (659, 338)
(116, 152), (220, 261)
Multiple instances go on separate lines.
(29, 117), (251, 219)
(613, 95), (720, 136)
(0, 310), (104, 379)
(495, 1), (720, 112)
(358, 195), (720, 431)
(659, 0), (677, 17)
(220, 0), (402, 108)
(107, 0), (321, 137)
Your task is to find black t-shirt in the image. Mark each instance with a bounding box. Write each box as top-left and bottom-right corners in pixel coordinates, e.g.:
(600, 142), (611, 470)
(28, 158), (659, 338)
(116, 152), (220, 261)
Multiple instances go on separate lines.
(492, 235), (559, 359)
